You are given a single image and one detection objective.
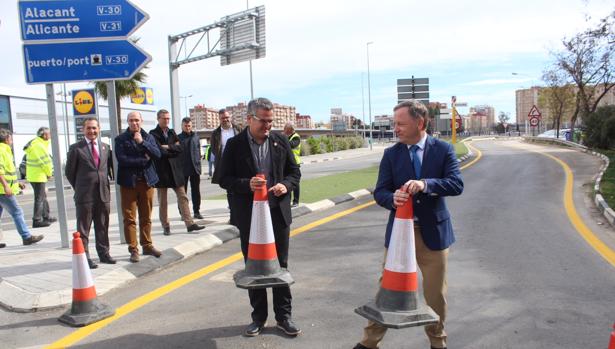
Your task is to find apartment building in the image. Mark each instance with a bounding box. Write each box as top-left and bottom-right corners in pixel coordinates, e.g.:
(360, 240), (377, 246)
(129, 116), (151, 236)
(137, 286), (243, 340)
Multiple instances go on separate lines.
(189, 105), (219, 130)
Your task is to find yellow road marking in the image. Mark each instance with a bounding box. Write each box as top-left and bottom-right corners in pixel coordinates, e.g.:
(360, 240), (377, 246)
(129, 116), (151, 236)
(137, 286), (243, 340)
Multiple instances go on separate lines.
(538, 151), (615, 267)
(46, 201), (376, 348)
(461, 142), (482, 170)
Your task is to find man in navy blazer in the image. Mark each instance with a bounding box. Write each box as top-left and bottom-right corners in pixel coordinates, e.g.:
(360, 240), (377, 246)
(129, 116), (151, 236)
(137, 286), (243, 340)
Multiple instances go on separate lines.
(354, 100), (463, 349)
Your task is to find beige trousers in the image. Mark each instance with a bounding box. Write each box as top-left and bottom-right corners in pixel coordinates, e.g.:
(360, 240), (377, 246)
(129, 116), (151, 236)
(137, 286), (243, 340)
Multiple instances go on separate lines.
(360, 225), (449, 349)
(157, 186), (194, 228)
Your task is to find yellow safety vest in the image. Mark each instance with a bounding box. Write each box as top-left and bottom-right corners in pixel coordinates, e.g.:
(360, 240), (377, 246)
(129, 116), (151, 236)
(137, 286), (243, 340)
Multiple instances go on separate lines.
(0, 143), (22, 195)
(289, 132), (301, 165)
(25, 137), (53, 183)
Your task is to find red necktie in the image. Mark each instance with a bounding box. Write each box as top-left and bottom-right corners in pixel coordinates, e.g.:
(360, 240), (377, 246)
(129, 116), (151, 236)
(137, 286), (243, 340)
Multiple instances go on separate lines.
(91, 141), (100, 168)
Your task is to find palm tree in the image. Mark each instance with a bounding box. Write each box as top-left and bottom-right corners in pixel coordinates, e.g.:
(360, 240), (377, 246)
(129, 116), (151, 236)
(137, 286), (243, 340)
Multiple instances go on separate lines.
(94, 37), (148, 130)
(95, 71), (147, 130)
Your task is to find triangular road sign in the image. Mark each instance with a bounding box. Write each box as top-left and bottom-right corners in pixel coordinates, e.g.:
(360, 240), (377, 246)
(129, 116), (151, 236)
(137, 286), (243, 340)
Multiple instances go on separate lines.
(528, 105), (542, 118)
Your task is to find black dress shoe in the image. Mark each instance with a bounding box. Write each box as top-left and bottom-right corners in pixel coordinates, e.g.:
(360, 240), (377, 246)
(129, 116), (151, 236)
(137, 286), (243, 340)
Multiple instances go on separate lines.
(0, 243), (6, 248)
(45, 217), (57, 223)
(276, 319), (301, 336)
(353, 344), (371, 349)
(187, 223), (205, 233)
(99, 255), (117, 264)
(163, 227), (171, 236)
(431, 347), (447, 349)
(291, 202), (299, 208)
(245, 321), (265, 337)
(32, 220), (51, 228)
(193, 212), (204, 219)
(87, 259), (99, 269)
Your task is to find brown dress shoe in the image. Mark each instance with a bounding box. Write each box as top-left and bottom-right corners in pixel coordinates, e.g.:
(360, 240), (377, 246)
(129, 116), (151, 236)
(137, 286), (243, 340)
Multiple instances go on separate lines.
(129, 250), (140, 263)
(143, 246), (162, 257)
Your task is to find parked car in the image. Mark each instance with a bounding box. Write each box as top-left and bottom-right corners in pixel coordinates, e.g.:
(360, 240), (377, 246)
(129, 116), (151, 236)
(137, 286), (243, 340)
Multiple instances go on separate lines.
(538, 129), (571, 140)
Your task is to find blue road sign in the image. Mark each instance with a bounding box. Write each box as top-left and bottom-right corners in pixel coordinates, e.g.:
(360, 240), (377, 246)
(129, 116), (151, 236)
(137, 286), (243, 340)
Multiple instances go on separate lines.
(23, 40), (151, 84)
(19, 0), (148, 42)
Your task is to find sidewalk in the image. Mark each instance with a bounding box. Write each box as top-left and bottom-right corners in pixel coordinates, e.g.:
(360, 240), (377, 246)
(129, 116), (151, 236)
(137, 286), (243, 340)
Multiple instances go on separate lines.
(0, 200), (238, 312)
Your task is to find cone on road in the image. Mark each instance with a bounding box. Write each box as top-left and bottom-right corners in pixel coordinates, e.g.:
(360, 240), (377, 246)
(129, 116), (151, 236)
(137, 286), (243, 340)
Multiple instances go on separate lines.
(355, 197), (439, 328)
(608, 322), (615, 349)
(59, 232), (115, 327)
(234, 174), (294, 289)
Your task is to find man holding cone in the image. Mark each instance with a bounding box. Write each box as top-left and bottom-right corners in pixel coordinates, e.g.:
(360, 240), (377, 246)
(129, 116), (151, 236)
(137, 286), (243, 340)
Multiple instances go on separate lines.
(219, 97), (301, 337)
(354, 100), (463, 349)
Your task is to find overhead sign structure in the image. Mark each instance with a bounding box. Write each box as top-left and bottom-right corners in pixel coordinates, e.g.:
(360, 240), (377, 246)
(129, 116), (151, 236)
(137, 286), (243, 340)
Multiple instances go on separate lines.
(528, 105), (542, 119)
(220, 5), (266, 66)
(18, 0), (149, 42)
(397, 76), (429, 104)
(23, 40), (150, 84)
(130, 87), (154, 105)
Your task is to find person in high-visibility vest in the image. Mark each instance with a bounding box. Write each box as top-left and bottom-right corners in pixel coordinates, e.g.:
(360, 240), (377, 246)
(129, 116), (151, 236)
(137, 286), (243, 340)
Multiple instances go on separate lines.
(0, 128), (44, 246)
(284, 122), (302, 207)
(24, 127), (56, 228)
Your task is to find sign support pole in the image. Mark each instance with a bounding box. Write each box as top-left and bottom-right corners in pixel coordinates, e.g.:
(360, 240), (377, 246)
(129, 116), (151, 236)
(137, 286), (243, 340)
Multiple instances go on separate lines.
(168, 37), (181, 129)
(45, 84), (69, 248)
(106, 81), (126, 244)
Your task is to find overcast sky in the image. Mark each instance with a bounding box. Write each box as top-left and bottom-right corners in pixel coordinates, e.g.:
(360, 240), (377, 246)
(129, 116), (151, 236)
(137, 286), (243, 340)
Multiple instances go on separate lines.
(1, 0), (613, 123)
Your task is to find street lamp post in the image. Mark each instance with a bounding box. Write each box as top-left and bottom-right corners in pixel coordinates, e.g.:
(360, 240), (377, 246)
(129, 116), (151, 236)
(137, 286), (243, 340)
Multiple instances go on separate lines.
(366, 41), (373, 150)
(180, 94), (193, 119)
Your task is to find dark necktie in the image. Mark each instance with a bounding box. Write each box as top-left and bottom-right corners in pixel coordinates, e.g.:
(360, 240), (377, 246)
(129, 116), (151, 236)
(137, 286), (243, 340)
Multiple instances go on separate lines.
(410, 144), (421, 179)
(91, 141), (99, 168)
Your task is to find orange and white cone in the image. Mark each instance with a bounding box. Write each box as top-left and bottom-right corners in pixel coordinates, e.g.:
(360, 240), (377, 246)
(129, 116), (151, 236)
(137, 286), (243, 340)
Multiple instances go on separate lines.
(608, 322), (615, 349)
(355, 197), (439, 328)
(59, 232), (115, 327)
(234, 174), (294, 289)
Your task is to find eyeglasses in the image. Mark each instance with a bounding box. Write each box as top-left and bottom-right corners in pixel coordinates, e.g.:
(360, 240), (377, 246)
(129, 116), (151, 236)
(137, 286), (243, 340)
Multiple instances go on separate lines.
(251, 114), (273, 125)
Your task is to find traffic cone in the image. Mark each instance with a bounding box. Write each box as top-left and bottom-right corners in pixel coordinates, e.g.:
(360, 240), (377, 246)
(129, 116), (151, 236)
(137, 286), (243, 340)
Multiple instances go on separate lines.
(59, 232), (115, 327)
(355, 197), (439, 328)
(608, 322), (615, 349)
(234, 174), (294, 289)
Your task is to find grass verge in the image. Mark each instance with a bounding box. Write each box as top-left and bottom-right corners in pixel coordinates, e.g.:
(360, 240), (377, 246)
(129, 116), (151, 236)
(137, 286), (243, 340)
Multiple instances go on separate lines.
(598, 149), (615, 208)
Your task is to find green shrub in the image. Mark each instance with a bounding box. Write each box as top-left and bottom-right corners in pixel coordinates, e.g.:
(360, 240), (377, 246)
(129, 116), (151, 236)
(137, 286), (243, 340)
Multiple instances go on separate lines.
(583, 105), (615, 149)
(307, 137), (322, 154)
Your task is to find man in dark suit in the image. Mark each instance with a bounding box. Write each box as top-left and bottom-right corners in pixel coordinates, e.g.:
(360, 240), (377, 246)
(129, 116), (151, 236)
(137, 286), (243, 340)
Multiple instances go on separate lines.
(210, 108), (242, 185)
(219, 98), (302, 337)
(178, 117), (203, 219)
(354, 100), (463, 349)
(149, 110), (204, 235)
(65, 117), (115, 269)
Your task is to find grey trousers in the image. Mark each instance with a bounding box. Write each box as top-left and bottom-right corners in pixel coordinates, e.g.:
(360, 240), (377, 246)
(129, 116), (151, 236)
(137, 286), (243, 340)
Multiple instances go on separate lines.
(31, 182), (50, 222)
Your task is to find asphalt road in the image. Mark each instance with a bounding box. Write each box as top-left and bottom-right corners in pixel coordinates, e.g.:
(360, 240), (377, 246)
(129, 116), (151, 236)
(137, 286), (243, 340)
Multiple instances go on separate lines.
(2, 139), (615, 348)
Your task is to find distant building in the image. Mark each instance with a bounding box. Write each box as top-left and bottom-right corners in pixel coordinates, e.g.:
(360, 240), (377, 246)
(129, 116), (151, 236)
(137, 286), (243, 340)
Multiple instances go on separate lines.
(515, 85), (615, 127)
(374, 115), (393, 130)
(468, 105), (495, 131)
(189, 105), (219, 129)
(330, 107), (356, 130)
(295, 113), (314, 129)
(226, 101), (296, 129)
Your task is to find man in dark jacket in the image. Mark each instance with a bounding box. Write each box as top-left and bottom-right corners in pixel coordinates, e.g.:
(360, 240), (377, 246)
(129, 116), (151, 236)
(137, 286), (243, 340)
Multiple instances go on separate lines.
(150, 110), (204, 236)
(210, 109), (242, 185)
(219, 98), (302, 337)
(178, 117), (203, 219)
(115, 111), (162, 263)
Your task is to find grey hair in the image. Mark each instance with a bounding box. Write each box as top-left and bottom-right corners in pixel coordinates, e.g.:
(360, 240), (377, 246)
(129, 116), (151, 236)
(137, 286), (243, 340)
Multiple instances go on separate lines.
(0, 128), (12, 143)
(37, 127), (50, 137)
(393, 100), (428, 119)
(284, 122), (295, 131)
(247, 97), (273, 116)
(126, 111), (142, 121)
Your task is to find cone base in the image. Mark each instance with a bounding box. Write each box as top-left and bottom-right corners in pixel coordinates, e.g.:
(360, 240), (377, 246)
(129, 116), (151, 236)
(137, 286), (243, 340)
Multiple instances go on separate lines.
(58, 300), (115, 327)
(234, 268), (295, 289)
(354, 301), (439, 329)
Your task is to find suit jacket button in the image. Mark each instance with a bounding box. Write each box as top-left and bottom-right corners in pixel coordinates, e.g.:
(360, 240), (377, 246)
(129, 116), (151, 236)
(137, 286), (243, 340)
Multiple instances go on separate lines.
(416, 199), (421, 203)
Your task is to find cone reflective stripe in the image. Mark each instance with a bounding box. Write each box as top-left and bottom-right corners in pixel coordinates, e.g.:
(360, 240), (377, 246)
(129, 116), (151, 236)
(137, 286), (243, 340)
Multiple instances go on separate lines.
(59, 232), (115, 327)
(234, 174), (294, 289)
(355, 196), (439, 329)
(71, 233), (97, 302)
(247, 181), (278, 261)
